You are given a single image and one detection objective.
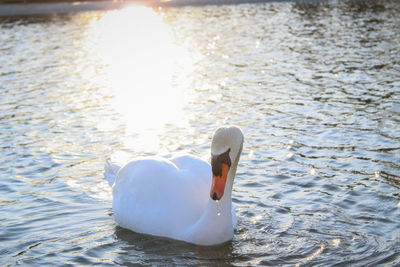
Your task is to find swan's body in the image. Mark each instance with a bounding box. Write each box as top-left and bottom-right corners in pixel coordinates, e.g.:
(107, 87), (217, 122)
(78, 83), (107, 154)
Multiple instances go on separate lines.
(105, 126), (243, 245)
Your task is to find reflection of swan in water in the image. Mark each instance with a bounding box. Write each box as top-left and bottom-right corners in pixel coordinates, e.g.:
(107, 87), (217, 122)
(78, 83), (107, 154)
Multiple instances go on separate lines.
(105, 126), (244, 246)
(114, 225), (235, 264)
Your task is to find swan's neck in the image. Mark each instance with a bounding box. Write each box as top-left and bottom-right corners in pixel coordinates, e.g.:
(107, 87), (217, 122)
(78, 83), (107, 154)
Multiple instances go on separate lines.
(181, 154), (241, 246)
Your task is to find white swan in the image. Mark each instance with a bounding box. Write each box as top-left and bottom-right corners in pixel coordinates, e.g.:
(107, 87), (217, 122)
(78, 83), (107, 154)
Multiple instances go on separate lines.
(104, 126), (244, 246)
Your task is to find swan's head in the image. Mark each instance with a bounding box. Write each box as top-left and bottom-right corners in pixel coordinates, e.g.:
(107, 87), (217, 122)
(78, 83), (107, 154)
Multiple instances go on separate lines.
(210, 126), (244, 201)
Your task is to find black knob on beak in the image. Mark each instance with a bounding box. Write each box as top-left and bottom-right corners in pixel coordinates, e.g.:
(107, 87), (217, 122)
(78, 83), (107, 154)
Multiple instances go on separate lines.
(212, 192), (218, 200)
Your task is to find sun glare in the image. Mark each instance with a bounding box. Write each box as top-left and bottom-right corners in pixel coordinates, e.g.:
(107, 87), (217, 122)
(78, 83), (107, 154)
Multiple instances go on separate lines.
(88, 6), (193, 152)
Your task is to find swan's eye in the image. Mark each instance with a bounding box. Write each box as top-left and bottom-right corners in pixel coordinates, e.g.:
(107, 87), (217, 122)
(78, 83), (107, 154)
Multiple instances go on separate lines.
(211, 148), (231, 176)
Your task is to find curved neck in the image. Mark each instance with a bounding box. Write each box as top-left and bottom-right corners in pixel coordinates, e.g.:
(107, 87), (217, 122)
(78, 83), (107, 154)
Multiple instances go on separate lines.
(222, 145), (241, 202)
(219, 152), (239, 208)
(180, 150), (241, 245)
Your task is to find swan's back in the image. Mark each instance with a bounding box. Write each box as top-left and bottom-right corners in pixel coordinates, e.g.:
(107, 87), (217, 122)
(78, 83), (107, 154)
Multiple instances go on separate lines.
(112, 156), (211, 239)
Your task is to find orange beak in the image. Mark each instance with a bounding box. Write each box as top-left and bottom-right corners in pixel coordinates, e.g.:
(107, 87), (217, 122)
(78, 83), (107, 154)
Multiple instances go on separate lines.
(210, 163), (230, 201)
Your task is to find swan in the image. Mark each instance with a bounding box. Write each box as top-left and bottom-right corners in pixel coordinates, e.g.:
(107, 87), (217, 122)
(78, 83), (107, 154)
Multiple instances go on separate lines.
(104, 126), (244, 246)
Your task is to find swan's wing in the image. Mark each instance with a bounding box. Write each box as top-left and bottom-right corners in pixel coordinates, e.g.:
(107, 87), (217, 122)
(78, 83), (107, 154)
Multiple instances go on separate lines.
(112, 156), (210, 238)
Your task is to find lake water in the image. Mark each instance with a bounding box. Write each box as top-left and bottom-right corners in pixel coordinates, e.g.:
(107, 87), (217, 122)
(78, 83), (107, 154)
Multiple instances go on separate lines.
(1, 0), (399, 265)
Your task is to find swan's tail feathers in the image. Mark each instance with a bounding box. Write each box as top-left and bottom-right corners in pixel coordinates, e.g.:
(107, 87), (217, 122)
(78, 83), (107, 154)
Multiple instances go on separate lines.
(104, 159), (120, 187)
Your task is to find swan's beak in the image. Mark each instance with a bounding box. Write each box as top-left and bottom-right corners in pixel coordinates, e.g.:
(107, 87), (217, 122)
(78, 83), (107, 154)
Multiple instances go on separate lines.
(210, 163), (229, 201)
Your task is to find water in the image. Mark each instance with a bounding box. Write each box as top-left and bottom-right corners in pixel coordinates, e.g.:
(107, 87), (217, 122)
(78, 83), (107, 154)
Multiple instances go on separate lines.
(1, 0), (400, 265)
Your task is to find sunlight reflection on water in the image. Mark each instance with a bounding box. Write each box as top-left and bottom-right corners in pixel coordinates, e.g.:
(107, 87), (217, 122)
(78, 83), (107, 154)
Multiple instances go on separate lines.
(88, 6), (194, 154)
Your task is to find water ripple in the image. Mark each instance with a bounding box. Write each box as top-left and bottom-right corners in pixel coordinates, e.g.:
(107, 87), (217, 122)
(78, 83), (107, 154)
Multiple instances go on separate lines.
(1, 0), (400, 266)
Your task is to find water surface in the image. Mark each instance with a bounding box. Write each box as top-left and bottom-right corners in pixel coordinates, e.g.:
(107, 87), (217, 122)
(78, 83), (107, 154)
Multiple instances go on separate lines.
(1, 1), (399, 265)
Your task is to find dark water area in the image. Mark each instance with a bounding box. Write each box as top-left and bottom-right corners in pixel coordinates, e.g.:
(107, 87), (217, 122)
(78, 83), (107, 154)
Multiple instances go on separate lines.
(1, 0), (400, 266)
